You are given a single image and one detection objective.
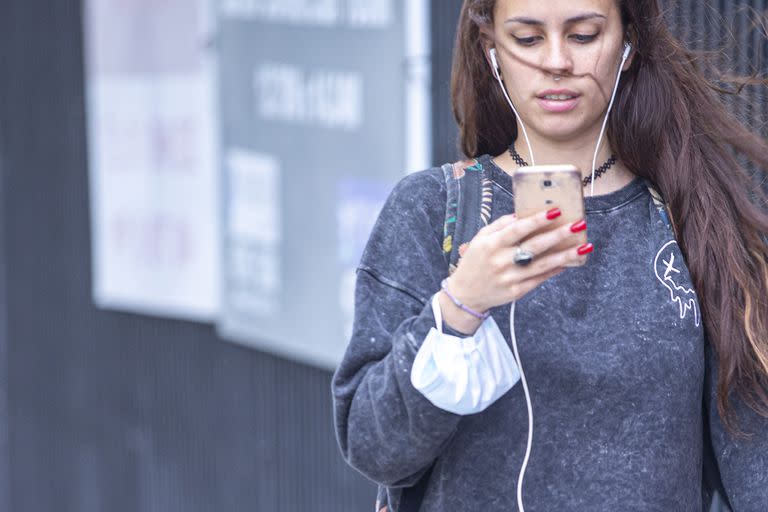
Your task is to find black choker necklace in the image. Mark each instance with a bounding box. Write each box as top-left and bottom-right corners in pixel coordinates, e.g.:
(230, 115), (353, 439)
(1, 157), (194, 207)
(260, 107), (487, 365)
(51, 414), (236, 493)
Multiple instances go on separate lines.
(508, 144), (617, 187)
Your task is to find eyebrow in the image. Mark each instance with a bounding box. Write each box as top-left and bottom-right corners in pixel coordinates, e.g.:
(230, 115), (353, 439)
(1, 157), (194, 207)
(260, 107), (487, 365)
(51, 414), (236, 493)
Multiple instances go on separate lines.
(504, 12), (607, 26)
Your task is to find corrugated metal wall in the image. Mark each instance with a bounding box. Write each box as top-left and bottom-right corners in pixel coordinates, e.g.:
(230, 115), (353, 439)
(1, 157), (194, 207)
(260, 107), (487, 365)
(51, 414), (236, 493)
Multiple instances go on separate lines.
(0, 1), (763, 511)
(0, 81), (12, 512)
(0, 1), (375, 510)
(432, 0), (465, 164)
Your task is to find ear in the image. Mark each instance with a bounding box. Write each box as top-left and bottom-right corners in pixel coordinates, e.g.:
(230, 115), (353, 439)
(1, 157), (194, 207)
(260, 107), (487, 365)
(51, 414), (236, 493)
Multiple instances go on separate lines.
(622, 25), (638, 71)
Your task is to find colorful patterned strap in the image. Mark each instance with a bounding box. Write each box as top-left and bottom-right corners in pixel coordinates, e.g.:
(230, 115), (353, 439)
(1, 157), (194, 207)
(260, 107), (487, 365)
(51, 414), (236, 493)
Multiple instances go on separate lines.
(645, 180), (679, 239)
(441, 159), (493, 276)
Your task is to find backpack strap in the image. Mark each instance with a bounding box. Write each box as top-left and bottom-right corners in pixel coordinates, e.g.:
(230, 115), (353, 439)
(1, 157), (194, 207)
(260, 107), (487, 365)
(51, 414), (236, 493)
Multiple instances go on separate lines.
(644, 180), (679, 240)
(441, 159), (494, 275)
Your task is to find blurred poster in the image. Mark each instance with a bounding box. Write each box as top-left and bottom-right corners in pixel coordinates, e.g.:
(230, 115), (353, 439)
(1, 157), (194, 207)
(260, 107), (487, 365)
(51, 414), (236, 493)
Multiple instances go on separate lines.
(216, 0), (431, 368)
(225, 149), (282, 317)
(83, 0), (220, 320)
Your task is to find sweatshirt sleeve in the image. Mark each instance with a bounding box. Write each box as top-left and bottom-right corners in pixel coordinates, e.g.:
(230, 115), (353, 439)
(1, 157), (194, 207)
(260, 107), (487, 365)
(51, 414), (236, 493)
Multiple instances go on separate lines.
(705, 340), (768, 510)
(331, 168), (464, 487)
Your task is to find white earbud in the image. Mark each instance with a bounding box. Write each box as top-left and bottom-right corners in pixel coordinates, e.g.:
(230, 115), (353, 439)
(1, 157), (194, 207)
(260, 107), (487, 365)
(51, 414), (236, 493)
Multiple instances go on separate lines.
(622, 41), (632, 61)
(489, 48), (501, 80)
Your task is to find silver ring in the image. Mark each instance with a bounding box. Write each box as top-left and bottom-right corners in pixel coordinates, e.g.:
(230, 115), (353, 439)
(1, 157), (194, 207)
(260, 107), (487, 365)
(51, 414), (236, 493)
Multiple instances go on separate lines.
(553, 75), (562, 82)
(513, 245), (535, 266)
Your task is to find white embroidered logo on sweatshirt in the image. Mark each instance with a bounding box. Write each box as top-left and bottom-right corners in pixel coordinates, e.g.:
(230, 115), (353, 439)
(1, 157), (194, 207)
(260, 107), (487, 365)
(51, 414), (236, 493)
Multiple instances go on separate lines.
(654, 240), (700, 327)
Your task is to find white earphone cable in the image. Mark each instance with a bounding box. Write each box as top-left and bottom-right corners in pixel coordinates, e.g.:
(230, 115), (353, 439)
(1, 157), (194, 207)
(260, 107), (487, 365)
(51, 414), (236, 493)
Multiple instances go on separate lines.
(491, 49), (536, 165)
(493, 42), (631, 512)
(590, 45), (631, 197)
(509, 301), (534, 512)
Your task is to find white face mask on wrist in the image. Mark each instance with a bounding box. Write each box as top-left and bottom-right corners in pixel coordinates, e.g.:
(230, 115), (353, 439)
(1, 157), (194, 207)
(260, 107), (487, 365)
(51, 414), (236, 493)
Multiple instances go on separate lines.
(409, 293), (520, 416)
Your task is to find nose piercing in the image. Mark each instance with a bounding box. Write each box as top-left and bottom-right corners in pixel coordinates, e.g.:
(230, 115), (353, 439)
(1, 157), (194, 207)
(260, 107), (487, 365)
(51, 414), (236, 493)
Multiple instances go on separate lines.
(554, 75), (562, 82)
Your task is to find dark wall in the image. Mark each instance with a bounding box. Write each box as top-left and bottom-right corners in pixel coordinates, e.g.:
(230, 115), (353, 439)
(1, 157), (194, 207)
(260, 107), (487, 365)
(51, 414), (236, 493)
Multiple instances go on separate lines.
(0, 1), (380, 510)
(432, 0), (465, 164)
(0, 82), (11, 512)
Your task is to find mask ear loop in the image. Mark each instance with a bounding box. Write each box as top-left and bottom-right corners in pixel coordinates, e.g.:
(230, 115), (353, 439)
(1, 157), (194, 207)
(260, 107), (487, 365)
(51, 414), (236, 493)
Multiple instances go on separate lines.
(490, 48), (536, 165)
(589, 42), (632, 197)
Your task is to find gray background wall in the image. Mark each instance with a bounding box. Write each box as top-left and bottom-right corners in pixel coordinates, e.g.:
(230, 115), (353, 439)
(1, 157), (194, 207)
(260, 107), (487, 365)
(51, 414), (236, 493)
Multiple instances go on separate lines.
(0, 1), (381, 509)
(0, 0), (761, 511)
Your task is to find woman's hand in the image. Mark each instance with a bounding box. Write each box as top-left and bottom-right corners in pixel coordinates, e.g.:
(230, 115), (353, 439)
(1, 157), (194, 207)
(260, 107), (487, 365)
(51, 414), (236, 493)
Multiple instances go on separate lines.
(440, 208), (591, 334)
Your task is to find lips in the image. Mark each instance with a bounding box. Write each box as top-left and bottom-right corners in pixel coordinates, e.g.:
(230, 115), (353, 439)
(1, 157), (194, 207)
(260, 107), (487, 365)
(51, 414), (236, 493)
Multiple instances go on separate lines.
(537, 88), (579, 99)
(536, 89), (581, 113)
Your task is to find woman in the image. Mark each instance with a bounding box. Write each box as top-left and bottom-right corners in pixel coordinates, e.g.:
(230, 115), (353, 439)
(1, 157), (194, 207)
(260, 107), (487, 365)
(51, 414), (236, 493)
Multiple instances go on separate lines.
(332, 0), (768, 510)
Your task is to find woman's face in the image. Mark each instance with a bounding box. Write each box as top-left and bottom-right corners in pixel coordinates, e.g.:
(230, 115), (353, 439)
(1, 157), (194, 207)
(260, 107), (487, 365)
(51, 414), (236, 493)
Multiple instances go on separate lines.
(486, 0), (631, 143)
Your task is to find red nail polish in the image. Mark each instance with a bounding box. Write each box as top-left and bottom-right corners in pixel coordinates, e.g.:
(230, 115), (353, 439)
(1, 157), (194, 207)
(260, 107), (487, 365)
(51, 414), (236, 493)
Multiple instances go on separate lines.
(570, 220), (587, 233)
(546, 208), (562, 220)
(577, 243), (594, 256)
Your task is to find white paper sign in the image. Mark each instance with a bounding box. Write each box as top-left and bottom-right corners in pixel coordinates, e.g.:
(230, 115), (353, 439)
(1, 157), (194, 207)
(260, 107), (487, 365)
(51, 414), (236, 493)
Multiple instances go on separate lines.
(225, 149), (282, 317)
(84, 0), (220, 320)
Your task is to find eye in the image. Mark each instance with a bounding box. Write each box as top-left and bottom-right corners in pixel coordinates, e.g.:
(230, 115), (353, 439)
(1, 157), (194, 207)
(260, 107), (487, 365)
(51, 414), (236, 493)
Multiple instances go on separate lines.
(513, 35), (541, 46)
(570, 33), (598, 43)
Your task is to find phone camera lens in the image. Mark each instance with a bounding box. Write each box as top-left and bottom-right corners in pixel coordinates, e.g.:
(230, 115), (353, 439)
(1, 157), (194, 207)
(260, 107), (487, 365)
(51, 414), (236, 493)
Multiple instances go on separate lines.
(543, 180), (553, 188)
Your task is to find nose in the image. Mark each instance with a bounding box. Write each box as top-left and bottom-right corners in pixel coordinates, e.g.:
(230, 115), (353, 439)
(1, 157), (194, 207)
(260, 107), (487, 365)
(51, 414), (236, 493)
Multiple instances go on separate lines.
(541, 39), (573, 77)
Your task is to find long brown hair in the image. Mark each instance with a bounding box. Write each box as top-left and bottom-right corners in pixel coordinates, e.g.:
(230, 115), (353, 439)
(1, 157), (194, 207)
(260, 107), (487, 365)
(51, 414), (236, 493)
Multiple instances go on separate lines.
(452, 0), (768, 434)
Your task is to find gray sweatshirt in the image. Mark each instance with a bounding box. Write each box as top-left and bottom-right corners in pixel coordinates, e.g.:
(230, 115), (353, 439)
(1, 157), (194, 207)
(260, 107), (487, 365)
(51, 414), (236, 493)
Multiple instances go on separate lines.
(332, 154), (768, 511)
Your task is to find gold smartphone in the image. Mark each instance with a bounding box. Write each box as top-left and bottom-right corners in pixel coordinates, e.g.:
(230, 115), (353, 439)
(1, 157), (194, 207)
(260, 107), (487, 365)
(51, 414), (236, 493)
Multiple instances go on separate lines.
(512, 164), (587, 266)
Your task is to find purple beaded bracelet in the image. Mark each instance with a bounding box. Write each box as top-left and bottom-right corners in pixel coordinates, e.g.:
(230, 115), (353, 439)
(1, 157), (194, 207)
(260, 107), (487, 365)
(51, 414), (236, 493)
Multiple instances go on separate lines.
(440, 278), (490, 320)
